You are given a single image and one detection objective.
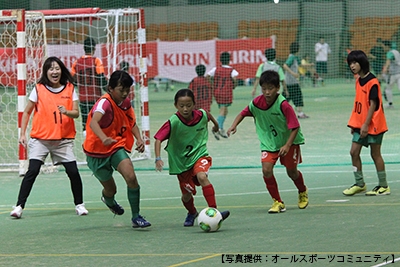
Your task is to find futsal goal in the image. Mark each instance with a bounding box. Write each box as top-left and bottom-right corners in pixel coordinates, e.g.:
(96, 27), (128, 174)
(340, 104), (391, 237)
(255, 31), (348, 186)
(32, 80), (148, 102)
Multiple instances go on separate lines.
(0, 8), (150, 175)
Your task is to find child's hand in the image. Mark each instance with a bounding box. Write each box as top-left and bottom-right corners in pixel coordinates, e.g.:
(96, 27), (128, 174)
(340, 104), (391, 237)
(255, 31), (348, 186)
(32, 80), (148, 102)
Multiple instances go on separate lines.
(155, 159), (164, 172)
(227, 127), (236, 137)
(212, 124), (219, 133)
(57, 105), (67, 115)
(135, 139), (145, 153)
(278, 145), (290, 157)
(102, 137), (117, 146)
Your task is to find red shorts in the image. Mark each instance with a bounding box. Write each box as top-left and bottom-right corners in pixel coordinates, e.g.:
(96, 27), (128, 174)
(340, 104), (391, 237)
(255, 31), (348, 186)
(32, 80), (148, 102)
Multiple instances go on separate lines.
(261, 145), (302, 169)
(177, 156), (212, 195)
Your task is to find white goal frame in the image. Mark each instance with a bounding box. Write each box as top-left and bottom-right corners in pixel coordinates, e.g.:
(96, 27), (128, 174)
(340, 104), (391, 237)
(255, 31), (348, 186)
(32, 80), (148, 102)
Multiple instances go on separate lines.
(0, 8), (150, 175)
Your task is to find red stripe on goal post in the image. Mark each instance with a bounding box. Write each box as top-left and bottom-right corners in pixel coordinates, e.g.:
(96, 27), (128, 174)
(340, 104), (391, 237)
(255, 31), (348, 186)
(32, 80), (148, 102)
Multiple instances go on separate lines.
(17, 9), (27, 176)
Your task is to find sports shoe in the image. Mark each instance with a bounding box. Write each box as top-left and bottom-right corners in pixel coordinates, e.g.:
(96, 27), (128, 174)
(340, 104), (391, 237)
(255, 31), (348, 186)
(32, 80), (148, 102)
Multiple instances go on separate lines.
(132, 215), (151, 228)
(212, 130), (220, 140)
(298, 189), (309, 209)
(342, 184), (366, 196)
(218, 129), (228, 138)
(297, 113), (310, 119)
(365, 186), (391, 196)
(220, 210), (230, 220)
(75, 203), (88, 216)
(183, 212), (198, 227)
(101, 196), (124, 215)
(10, 205), (23, 219)
(268, 199), (286, 213)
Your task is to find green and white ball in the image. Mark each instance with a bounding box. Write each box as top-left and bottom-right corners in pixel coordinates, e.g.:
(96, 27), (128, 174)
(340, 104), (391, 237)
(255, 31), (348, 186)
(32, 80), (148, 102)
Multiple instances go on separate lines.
(198, 207), (223, 232)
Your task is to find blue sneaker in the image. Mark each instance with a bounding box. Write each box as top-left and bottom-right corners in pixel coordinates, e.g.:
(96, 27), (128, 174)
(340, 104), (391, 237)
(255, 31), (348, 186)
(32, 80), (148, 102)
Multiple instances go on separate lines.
(183, 212), (198, 227)
(221, 210), (230, 220)
(101, 196), (124, 215)
(132, 215), (151, 228)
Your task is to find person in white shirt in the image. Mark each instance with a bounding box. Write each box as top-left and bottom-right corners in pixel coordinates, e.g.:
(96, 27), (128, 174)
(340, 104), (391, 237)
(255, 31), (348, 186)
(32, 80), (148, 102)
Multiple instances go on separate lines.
(315, 37), (331, 82)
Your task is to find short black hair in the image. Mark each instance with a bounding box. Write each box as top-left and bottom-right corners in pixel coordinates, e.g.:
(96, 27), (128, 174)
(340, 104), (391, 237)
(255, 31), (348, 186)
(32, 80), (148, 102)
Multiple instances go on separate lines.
(220, 52), (231, 65)
(174, 88), (195, 105)
(347, 50), (370, 74)
(264, 48), (276, 61)
(84, 37), (96, 54)
(108, 70), (133, 90)
(259, 70), (280, 88)
(195, 64), (206, 76)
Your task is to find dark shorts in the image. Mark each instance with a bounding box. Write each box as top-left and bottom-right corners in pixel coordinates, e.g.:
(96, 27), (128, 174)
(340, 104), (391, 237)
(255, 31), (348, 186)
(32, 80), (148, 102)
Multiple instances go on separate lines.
(352, 132), (384, 148)
(282, 84), (304, 107)
(316, 61), (328, 74)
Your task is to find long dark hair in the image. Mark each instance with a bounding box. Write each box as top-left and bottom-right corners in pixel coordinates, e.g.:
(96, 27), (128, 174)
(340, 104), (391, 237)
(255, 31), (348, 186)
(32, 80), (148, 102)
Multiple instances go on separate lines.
(38, 56), (74, 86)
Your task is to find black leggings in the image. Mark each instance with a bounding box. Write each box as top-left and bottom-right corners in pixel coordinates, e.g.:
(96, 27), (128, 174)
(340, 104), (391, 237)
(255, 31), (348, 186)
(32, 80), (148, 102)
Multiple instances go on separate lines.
(16, 159), (83, 208)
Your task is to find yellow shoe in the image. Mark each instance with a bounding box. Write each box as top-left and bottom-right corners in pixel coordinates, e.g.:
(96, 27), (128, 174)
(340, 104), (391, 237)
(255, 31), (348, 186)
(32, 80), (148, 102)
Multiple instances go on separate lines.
(268, 199), (286, 213)
(343, 184), (366, 196)
(365, 186), (390, 196)
(298, 189), (309, 209)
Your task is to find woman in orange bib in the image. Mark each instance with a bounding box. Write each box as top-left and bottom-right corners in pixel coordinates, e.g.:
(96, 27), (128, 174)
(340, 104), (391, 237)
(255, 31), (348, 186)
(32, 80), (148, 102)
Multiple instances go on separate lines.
(10, 57), (87, 219)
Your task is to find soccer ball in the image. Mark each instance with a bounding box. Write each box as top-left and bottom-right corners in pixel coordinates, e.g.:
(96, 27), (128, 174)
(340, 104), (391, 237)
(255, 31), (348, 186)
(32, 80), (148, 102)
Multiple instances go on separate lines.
(198, 207), (223, 232)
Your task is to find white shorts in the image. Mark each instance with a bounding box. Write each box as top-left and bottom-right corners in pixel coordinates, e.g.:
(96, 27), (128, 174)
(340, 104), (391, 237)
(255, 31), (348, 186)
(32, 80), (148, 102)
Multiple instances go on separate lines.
(28, 138), (76, 165)
(386, 73), (400, 87)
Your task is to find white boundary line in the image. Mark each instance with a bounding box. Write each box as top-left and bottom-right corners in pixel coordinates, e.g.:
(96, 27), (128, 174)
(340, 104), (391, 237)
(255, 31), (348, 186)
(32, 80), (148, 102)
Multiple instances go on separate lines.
(371, 256), (400, 267)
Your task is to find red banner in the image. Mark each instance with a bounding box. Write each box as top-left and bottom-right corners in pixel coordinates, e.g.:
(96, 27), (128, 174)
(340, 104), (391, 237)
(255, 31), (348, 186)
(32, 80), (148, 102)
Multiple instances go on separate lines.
(0, 38), (273, 88)
(216, 38), (274, 80)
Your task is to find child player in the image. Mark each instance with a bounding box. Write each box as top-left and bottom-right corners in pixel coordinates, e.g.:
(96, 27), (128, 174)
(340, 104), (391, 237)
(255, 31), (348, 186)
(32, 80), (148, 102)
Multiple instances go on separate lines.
(343, 50), (390, 196)
(207, 52), (239, 139)
(227, 70), (308, 213)
(189, 64), (213, 112)
(154, 89), (230, 226)
(83, 70), (151, 228)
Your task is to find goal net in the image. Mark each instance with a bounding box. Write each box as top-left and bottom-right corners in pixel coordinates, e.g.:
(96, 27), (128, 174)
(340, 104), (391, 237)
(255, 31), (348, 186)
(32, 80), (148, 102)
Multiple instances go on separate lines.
(0, 8), (150, 174)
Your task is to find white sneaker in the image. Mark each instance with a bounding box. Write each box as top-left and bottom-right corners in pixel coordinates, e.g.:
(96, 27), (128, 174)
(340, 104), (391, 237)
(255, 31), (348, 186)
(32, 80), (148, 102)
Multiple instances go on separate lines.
(75, 203), (88, 216)
(212, 130), (220, 140)
(219, 129), (228, 138)
(10, 205), (23, 218)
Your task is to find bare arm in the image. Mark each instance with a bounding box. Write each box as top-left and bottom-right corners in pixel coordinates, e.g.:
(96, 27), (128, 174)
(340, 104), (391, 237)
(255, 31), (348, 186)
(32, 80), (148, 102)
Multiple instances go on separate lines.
(208, 112), (219, 133)
(58, 100), (79, 119)
(360, 99), (377, 138)
(89, 111), (117, 146)
(131, 123), (144, 153)
(154, 139), (164, 171)
(252, 77), (260, 98)
(381, 59), (391, 74)
(232, 77), (238, 89)
(19, 100), (35, 147)
(226, 113), (245, 136)
(279, 127), (299, 156)
(283, 63), (299, 79)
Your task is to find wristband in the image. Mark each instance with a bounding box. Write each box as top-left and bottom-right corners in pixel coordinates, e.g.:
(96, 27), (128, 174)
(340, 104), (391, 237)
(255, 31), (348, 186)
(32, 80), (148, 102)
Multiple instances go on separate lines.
(155, 157), (161, 163)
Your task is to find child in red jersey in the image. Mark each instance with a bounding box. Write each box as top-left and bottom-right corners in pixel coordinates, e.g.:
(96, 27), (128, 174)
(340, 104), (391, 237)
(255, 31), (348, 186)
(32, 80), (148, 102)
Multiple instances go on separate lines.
(189, 64), (213, 112)
(207, 52), (239, 139)
(154, 89), (230, 227)
(343, 50), (389, 196)
(70, 37), (107, 136)
(83, 70), (151, 229)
